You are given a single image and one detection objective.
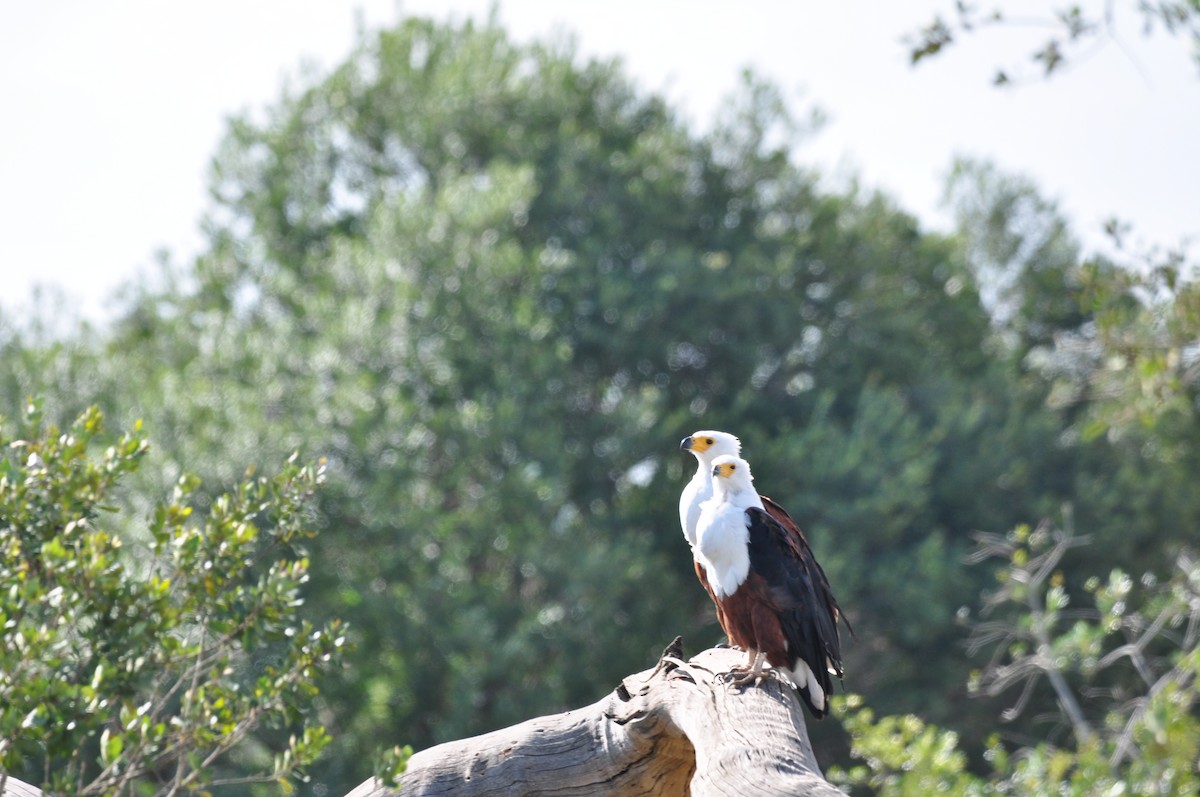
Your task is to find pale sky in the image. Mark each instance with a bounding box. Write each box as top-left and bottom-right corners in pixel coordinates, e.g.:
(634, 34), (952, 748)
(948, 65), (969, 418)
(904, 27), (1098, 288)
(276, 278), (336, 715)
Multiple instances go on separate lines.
(2, 1), (1197, 323)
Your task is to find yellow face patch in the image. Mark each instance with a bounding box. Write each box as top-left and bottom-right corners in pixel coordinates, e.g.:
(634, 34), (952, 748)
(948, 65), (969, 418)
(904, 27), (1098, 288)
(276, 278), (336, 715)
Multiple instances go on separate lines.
(712, 461), (737, 478)
(690, 435), (716, 453)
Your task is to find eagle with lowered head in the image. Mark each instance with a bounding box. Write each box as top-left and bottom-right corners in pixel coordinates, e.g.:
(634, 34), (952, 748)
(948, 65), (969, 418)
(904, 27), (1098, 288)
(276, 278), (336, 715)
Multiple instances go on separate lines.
(680, 431), (849, 718)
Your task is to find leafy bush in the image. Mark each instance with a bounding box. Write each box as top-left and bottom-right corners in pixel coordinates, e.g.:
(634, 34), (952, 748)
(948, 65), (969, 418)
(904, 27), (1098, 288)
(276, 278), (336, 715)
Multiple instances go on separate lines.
(0, 403), (346, 796)
(832, 520), (1200, 796)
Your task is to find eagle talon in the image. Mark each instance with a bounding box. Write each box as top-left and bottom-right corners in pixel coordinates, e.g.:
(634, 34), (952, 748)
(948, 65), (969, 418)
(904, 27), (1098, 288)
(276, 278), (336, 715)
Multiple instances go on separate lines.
(715, 669), (742, 687)
(723, 666), (763, 688)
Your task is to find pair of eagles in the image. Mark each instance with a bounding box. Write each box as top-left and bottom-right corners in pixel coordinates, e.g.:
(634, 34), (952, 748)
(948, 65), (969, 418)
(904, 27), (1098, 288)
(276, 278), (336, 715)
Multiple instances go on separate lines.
(678, 430), (850, 718)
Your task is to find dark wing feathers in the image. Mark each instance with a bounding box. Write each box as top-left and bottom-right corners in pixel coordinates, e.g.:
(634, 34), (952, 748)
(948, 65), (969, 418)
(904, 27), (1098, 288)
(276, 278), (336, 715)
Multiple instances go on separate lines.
(745, 506), (845, 688)
(761, 495), (854, 638)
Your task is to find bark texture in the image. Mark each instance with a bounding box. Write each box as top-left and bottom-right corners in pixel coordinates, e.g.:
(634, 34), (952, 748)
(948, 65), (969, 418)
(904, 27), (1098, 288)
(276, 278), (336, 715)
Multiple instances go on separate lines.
(0, 776), (42, 797)
(346, 640), (843, 797)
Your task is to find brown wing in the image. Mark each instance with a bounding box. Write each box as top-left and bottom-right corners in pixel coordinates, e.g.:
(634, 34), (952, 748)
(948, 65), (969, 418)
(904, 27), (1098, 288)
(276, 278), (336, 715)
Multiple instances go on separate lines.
(760, 495), (853, 637)
(694, 558), (736, 644)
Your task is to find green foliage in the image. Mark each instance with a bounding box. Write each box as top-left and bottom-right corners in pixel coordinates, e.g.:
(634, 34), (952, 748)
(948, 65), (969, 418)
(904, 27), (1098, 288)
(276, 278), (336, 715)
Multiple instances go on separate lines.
(907, 1), (1200, 84)
(832, 528), (1200, 797)
(1061, 247), (1200, 442)
(372, 744), (413, 791)
(834, 694), (984, 797)
(0, 403), (347, 795)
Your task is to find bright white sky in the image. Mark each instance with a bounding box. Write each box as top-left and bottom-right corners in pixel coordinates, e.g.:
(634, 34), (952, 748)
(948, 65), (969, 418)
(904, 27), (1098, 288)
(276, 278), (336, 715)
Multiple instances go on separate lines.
(2, 0), (1198, 323)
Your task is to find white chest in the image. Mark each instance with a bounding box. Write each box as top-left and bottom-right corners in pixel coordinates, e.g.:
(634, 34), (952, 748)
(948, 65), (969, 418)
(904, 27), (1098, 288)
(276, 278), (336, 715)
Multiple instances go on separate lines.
(694, 501), (751, 598)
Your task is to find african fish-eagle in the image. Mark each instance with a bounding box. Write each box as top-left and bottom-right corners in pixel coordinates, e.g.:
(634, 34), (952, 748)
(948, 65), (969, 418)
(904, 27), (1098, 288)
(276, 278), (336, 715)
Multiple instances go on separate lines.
(680, 431), (850, 655)
(679, 431), (743, 631)
(694, 454), (847, 718)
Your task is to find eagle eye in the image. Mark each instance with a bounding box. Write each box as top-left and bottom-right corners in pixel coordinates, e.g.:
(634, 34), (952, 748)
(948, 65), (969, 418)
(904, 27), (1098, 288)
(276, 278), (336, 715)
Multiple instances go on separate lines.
(705, 438), (714, 445)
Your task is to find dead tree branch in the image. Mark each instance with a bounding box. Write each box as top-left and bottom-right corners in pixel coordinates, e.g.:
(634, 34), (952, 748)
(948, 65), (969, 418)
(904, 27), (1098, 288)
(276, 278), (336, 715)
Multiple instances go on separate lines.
(344, 641), (842, 797)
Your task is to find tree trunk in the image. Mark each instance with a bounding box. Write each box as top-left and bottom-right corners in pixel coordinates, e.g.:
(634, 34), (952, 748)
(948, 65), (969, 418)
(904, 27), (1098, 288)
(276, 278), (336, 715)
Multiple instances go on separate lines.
(345, 639), (843, 797)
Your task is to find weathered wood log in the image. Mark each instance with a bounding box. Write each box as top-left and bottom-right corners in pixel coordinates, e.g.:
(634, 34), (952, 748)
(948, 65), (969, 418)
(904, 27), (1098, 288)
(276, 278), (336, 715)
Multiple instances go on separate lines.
(0, 774), (42, 797)
(345, 639), (843, 797)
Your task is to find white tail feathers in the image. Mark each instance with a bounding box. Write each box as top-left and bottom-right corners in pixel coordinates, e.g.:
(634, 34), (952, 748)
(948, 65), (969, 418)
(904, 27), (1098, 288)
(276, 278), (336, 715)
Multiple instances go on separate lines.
(790, 659), (825, 714)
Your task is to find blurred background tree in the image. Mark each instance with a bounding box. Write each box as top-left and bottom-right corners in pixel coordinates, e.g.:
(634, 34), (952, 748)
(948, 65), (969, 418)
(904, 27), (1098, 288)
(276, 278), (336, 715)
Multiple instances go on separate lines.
(1, 11), (1196, 796)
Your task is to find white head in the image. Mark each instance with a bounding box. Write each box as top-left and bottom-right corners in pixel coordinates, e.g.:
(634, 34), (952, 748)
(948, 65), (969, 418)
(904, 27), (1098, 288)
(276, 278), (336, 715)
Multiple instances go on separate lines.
(679, 430), (741, 467)
(679, 430), (746, 548)
(709, 454), (757, 498)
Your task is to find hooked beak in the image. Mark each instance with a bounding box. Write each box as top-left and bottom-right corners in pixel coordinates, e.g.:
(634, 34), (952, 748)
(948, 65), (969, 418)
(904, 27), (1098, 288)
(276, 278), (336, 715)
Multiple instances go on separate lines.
(679, 436), (694, 452)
